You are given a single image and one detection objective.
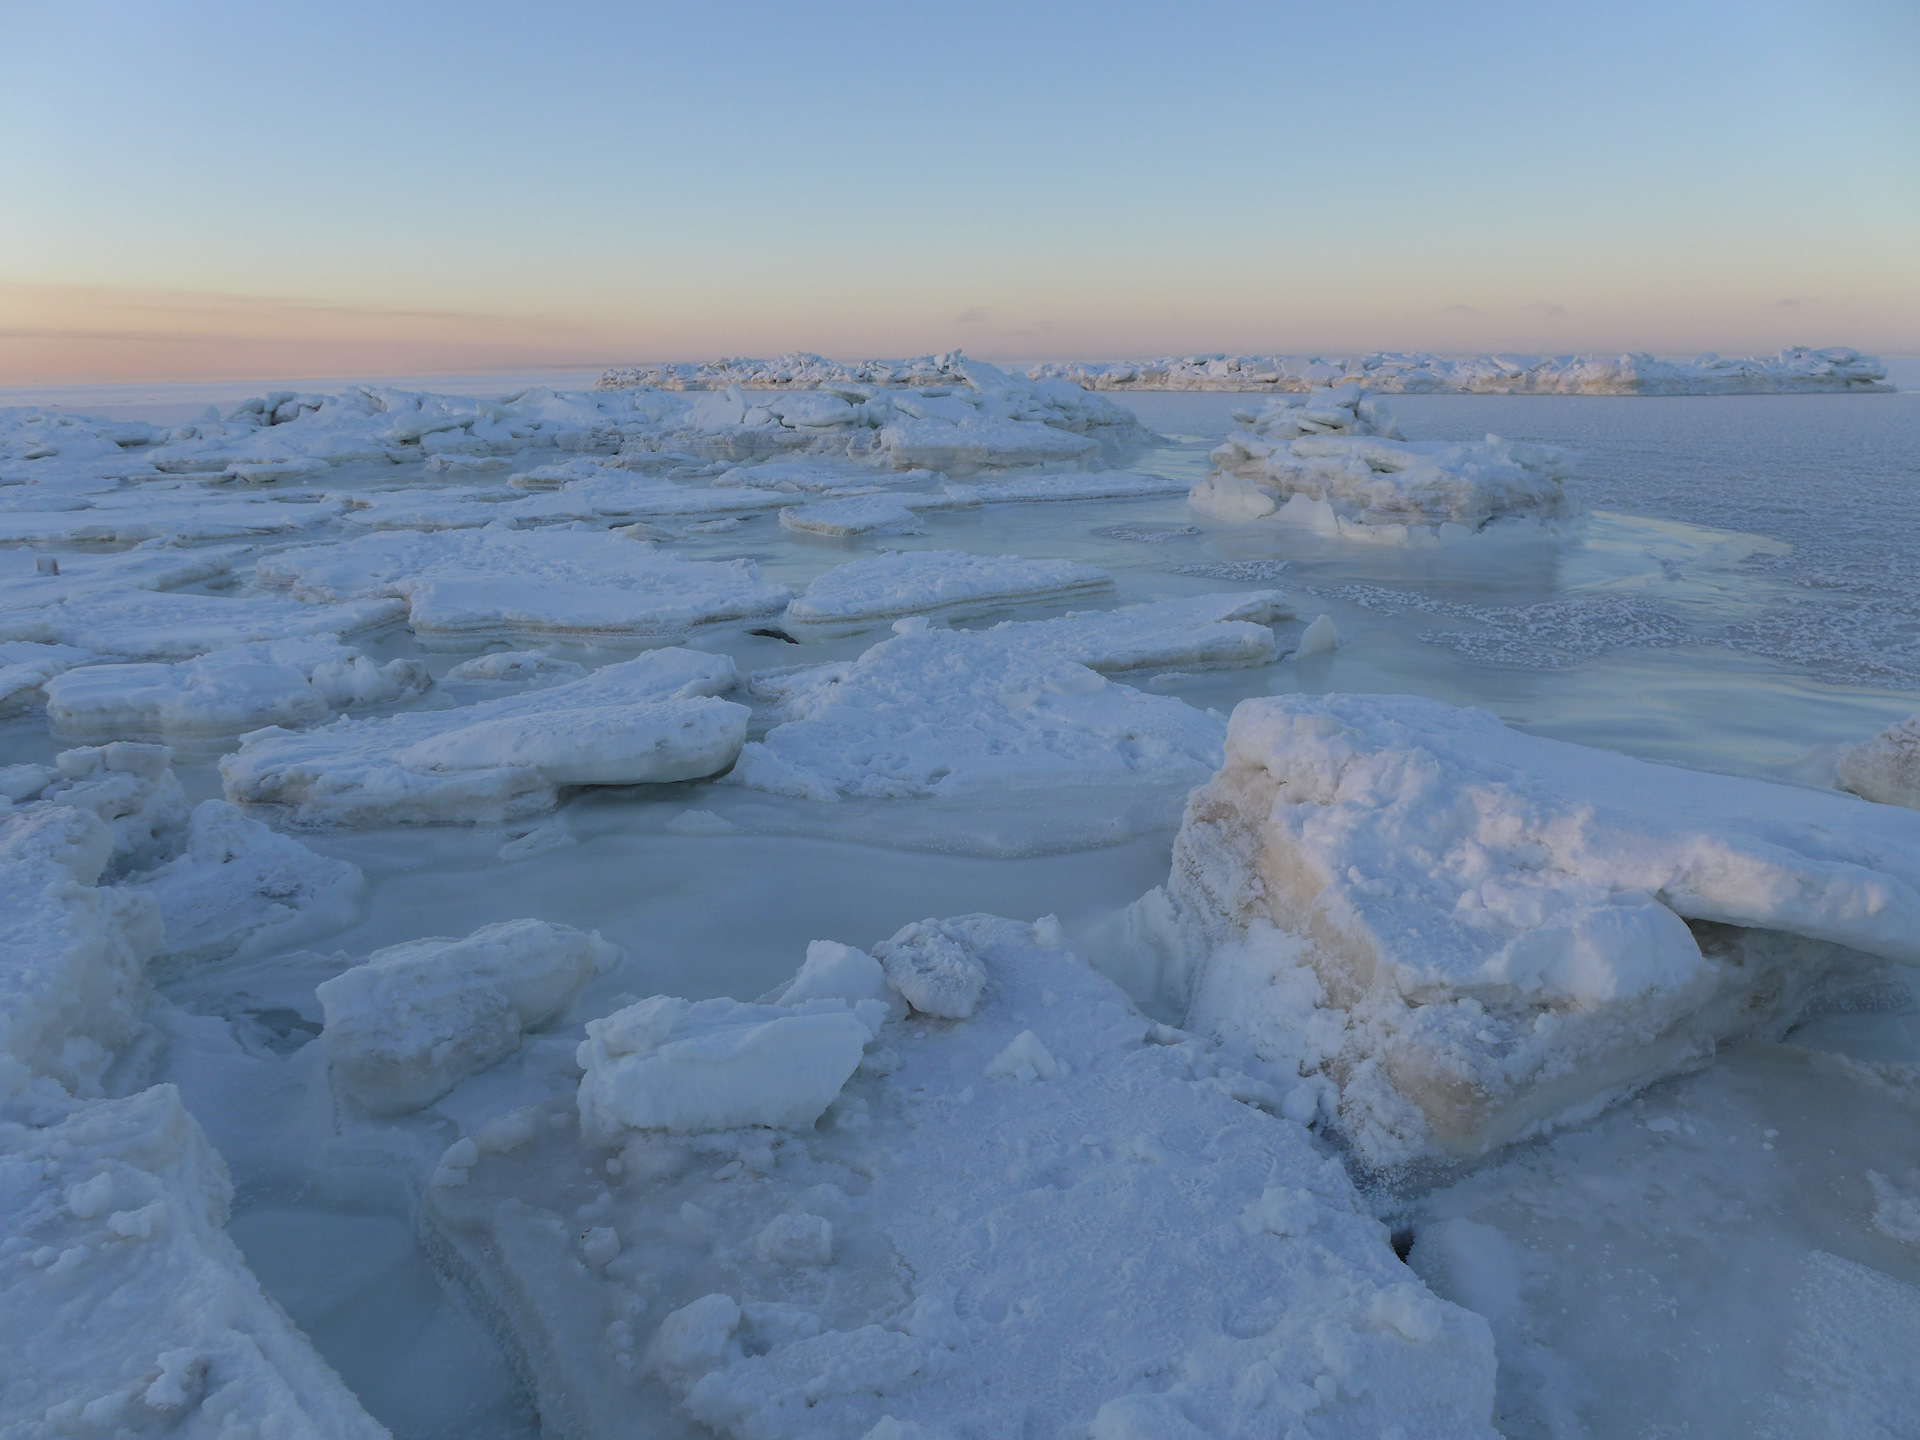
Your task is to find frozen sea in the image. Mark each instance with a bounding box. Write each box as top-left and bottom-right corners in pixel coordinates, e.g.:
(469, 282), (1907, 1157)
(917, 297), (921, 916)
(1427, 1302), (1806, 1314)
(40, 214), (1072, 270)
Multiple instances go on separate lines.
(5, 381), (1917, 1438)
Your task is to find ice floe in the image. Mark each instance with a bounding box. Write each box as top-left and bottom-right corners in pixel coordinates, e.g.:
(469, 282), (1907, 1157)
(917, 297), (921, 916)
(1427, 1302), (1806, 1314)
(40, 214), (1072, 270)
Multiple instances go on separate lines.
(0, 1085), (390, 1439)
(222, 648), (747, 825)
(254, 526), (791, 649)
(779, 550), (1114, 641)
(3, 590), (407, 662)
(1143, 693), (1920, 1163)
(1837, 713), (1920, 811)
(318, 919), (618, 1115)
(731, 593), (1294, 803)
(425, 916), (1498, 1439)
(1193, 386), (1576, 536)
(778, 495), (925, 538)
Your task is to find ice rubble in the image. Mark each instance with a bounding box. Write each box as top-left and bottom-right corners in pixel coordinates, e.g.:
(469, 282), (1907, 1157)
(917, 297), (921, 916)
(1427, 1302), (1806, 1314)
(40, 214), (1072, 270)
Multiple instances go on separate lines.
(0, 1085), (391, 1440)
(426, 917), (1498, 1440)
(730, 592), (1296, 803)
(1029, 346), (1892, 394)
(45, 638), (430, 743)
(318, 920), (618, 1114)
(222, 648), (748, 825)
(1192, 385), (1575, 536)
(1837, 713), (1920, 811)
(1147, 693), (1920, 1163)
(254, 527), (791, 649)
(779, 550), (1114, 641)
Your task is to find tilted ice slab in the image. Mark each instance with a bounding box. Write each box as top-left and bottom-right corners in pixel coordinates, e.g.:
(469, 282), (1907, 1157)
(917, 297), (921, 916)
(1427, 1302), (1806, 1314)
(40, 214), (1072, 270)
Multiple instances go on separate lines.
(45, 638), (430, 743)
(222, 648), (748, 825)
(426, 916), (1497, 1440)
(1030, 346), (1891, 394)
(1837, 713), (1920, 811)
(318, 920), (618, 1114)
(778, 494), (925, 538)
(1154, 693), (1920, 1163)
(2, 590), (407, 662)
(1194, 386), (1574, 535)
(731, 593), (1294, 802)
(254, 526), (790, 648)
(0, 1085), (390, 1439)
(780, 550), (1114, 641)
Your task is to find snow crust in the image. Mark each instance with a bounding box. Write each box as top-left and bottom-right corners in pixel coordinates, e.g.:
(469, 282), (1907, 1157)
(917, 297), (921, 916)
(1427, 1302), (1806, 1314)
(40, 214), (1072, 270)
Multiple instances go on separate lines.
(1151, 693), (1920, 1162)
(0, 1085), (390, 1439)
(45, 639), (429, 742)
(731, 594), (1294, 803)
(222, 648), (747, 825)
(1029, 347), (1892, 394)
(780, 550), (1113, 641)
(1194, 386), (1575, 536)
(255, 527), (791, 649)
(1837, 713), (1920, 811)
(318, 919), (618, 1114)
(426, 916), (1498, 1439)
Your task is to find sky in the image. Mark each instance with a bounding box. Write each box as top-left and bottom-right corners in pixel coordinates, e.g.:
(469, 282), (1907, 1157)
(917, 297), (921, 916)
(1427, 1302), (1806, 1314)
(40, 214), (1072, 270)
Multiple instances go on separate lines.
(2, 0), (1916, 383)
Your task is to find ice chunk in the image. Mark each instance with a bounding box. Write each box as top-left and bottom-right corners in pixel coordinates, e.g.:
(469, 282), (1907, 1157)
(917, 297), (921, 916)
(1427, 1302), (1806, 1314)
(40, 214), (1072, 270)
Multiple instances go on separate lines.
(575, 994), (882, 1141)
(317, 919), (619, 1114)
(444, 650), (588, 688)
(731, 594), (1290, 803)
(779, 495), (926, 538)
(45, 638), (430, 742)
(781, 550), (1113, 641)
(125, 800), (362, 977)
(255, 527), (790, 648)
(0, 1086), (390, 1438)
(427, 916), (1497, 1438)
(222, 648), (746, 825)
(1837, 713), (1920, 810)
(777, 940), (896, 1012)
(1160, 693), (1920, 1161)
(0, 639), (98, 715)
(873, 919), (988, 1019)
(35, 742), (189, 873)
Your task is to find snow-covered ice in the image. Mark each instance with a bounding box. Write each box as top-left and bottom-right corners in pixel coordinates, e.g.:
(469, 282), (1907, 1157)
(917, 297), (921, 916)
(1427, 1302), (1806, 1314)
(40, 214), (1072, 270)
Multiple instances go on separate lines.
(318, 919), (618, 1114)
(779, 550), (1113, 641)
(1837, 712), (1920, 811)
(426, 916), (1498, 1439)
(777, 495), (925, 538)
(0, 1084), (391, 1439)
(4, 590), (407, 662)
(254, 527), (791, 649)
(1147, 693), (1920, 1162)
(222, 648), (748, 825)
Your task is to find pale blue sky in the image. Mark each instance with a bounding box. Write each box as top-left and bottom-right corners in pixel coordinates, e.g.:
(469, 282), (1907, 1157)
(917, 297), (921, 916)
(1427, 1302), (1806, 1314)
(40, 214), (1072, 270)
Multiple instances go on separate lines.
(3, 0), (1915, 380)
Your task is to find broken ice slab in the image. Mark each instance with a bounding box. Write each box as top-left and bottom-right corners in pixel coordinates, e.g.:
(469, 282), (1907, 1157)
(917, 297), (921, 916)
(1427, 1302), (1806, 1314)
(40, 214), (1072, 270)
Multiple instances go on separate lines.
(425, 916), (1497, 1439)
(777, 495), (926, 539)
(1159, 693), (1920, 1164)
(2, 590), (408, 662)
(222, 648), (747, 826)
(1838, 712), (1920, 812)
(779, 550), (1114, 642)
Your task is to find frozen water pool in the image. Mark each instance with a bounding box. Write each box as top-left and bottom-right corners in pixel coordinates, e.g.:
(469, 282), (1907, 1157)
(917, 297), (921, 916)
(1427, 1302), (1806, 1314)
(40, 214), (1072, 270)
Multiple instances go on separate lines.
(3, 382), (1917, 1437)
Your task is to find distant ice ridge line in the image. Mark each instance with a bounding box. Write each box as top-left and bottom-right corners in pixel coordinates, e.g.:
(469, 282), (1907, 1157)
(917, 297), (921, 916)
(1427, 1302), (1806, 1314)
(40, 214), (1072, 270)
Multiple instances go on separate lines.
(591, 347), (1890, 395)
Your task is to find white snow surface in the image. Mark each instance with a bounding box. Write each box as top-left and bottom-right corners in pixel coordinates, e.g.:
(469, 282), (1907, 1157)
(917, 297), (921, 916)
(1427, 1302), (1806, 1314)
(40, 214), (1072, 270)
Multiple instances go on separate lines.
(318, 919), (618, 1114)
(222, 648), (748, 825)
(731, 593), (1294, 803)
(427, 916), (1498, 1440)
(780, 549), (1113, 640)
(1152, 693), (1920, 1161)
(0, 1085), (390, 1439)
(254, 526), (790, 648)
(1837, 713), (1920, 811)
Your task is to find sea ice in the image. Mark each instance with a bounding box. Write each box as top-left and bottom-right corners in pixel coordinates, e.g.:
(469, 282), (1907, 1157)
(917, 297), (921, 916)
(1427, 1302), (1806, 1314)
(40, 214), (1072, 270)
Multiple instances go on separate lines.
(0, 1085), (391, 1438)
(0, 640), (99, 715)
(1836, 713), (1920, 811)
(779, 550), (1114, 641)
(3, 590), (407, 662)
(222, 648), (748, 825)
(426, 917), (1497, 1439)
(44, 638), (430, 742)
(1149, 694), (1920, 1163)
(317, 919), (618, 1114)
(731, 593), (1294, 804)
(254, 526), (790, 649)
(778, 495), (925, 538)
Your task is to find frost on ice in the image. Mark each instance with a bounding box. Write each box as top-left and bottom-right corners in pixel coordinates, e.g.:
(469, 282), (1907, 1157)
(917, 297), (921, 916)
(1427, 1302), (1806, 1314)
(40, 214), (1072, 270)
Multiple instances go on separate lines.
(318, 919), (618, 1114)
(1151, 693), (1920, 1162)
(222, 648), (747, 825)
(1191, 385), (1576, 537)
(731, 593), (1295, 804)
(0, 1086), (389, 1439)
(779, 549), (1114, 641)
(1837, 712), (1920, 811)
(428, 917), (1498, 1439)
